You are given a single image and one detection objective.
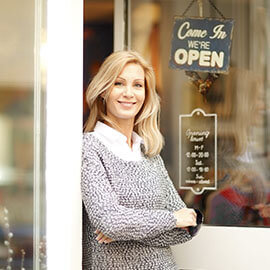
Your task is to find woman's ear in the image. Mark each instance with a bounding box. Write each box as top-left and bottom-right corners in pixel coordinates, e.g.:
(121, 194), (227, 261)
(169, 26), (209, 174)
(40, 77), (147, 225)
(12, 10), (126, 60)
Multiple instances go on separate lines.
(100, 91), (106, 99)
(99, 92), (106, 107)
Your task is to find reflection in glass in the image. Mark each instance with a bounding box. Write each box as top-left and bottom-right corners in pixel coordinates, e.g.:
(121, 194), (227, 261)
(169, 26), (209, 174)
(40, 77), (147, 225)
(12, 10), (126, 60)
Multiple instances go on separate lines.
(203, 68), (268, 226)
(130, 0), (270, 227)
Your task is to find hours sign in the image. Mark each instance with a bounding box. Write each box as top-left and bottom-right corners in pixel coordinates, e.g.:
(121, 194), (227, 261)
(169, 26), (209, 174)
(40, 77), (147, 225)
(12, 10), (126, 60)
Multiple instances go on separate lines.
(170, 17), (234, 73)
(179, 109), (217, 195)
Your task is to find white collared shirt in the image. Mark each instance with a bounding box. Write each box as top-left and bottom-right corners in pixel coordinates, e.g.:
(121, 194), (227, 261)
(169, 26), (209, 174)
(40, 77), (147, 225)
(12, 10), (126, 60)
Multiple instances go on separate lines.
(92, 121), (144, 161)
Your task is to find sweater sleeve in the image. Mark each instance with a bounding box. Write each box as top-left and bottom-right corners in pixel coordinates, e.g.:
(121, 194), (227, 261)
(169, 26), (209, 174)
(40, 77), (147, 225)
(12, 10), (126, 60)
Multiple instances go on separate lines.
(81, 137), (177, 241)
(137, 155), (193, 247)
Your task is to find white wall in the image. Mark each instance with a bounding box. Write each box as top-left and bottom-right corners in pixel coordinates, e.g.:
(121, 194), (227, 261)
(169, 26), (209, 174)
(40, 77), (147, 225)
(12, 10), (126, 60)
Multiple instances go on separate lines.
(46, 0), (83, 269)
(172, 226), (270, 270)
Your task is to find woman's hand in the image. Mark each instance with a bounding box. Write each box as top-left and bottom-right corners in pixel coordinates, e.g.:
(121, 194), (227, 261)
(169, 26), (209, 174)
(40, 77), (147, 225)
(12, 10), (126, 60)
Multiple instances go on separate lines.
(254, 204), (270, 218)
(173, 208), (197, 228)
(95, 230), (114, 244)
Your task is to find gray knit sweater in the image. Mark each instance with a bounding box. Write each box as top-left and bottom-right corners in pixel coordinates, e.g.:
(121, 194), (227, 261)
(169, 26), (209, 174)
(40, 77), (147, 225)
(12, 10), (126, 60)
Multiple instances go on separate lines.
(81, 133), (193, 270)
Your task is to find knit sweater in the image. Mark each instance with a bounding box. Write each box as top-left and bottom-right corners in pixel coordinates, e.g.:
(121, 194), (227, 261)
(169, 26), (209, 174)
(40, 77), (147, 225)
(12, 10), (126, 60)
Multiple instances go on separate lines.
(81, 133), (193, 270)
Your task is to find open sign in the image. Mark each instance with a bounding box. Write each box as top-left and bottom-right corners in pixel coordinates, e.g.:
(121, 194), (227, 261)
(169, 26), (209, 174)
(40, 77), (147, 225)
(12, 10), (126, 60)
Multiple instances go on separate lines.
(170, 17), (234, 73)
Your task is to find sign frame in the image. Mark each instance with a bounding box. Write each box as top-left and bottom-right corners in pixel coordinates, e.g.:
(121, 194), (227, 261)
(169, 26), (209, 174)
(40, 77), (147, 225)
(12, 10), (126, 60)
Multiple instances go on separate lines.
(179, 108), (217, 195)
(170, 16), (234, 74)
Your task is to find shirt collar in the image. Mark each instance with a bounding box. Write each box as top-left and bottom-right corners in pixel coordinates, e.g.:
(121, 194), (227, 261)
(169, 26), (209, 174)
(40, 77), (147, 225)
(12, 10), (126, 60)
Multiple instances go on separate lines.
(94, 121), (143, 147)
(131, 130), (144, 147)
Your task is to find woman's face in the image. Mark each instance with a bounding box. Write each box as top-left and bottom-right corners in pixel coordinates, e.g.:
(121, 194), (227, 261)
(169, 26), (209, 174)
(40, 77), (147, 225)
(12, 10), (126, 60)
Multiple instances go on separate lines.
(105, 62), (145, 125)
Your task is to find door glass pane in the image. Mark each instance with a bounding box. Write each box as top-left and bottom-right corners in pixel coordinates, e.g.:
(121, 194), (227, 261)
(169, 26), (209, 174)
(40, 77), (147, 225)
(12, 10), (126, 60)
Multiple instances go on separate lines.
(130, 0), (270, 227)
(0, 0), (46, 269)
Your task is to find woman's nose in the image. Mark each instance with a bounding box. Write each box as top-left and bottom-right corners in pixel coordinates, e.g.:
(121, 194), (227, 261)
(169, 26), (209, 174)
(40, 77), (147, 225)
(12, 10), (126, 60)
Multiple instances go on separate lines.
(123, 85), (134, 97)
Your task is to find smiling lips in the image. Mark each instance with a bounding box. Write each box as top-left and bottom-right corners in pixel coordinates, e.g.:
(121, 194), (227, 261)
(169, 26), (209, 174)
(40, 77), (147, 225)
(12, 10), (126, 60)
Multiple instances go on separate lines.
(118, 101), (136, 107)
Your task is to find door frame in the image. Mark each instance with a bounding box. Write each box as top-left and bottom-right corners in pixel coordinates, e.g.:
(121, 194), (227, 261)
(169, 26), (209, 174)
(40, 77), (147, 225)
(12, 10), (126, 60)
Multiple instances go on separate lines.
(46, 0), (83, 269)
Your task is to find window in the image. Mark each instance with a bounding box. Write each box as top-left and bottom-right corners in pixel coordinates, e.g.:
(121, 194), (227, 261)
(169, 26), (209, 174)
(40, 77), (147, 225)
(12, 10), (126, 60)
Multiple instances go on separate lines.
(129, 0), (270, 228)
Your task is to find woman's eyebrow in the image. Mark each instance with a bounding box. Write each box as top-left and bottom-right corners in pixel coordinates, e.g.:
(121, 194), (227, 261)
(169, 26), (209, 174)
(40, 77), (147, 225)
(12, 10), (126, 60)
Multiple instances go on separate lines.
(116, 76), (125, 80)
(116, 77), (144, 82)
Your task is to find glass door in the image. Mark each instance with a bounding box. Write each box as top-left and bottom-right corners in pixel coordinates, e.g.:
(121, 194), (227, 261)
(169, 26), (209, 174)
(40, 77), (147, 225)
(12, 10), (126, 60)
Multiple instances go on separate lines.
(125, 0), (270, 269)
(0, 0), (46, 269)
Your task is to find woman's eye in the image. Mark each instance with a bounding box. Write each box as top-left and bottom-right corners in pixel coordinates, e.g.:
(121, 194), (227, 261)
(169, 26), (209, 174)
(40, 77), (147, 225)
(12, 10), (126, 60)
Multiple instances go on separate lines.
(114, 81), (122, 86)
(135, 83), (143, 88)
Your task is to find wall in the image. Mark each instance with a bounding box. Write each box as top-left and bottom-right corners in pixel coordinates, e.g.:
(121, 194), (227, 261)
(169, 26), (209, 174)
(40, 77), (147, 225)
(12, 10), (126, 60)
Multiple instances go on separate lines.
(172, 226), (270, 270)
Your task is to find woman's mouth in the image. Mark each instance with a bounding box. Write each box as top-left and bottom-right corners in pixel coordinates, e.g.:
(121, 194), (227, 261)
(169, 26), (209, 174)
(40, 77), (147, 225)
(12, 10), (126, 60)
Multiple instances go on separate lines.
(118, 101), (136, 107)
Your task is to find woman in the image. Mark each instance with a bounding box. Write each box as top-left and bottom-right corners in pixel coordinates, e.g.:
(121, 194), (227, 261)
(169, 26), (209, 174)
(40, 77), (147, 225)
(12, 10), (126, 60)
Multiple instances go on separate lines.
(81, 50), (200, 269)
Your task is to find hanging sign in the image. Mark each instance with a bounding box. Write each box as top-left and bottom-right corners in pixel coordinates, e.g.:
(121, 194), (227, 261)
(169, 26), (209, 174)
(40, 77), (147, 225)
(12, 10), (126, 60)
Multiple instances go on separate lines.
(179, 109), (217, 195)
(170, 17), (234, 74)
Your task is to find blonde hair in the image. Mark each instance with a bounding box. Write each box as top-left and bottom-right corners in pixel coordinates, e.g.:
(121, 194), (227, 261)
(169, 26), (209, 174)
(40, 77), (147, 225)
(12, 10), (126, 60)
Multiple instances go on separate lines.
(84, 50), (164, 157)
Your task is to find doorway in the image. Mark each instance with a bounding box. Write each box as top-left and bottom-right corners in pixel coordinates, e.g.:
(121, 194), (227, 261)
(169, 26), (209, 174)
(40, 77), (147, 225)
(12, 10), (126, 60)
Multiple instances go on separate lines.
(83, 0), (114, 125)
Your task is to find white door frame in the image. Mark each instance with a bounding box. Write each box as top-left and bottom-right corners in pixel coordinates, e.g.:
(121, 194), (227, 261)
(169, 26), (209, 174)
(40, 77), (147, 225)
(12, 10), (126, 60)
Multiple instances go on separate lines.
(46, 0), (83, 269)
(114, 0), (126, 51)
